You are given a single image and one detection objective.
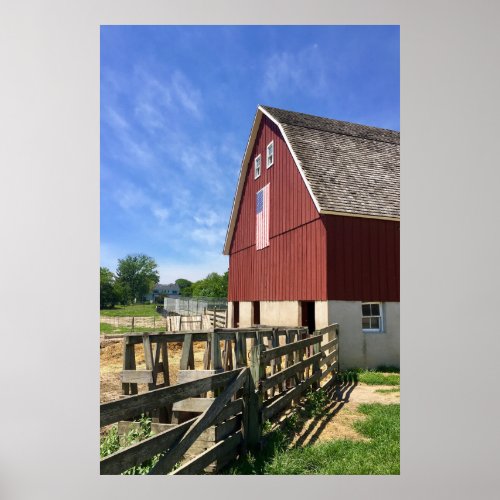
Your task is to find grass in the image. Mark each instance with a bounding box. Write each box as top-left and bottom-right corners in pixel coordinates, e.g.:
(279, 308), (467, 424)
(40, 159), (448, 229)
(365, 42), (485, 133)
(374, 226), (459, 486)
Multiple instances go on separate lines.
(100, 322), (161, 334)
(100, 303), (162, 317)
(375, 387), (400, 394)
(226, 403), (400, 475)
(338, 369), (400, 386)
(100, 415), (163, 474)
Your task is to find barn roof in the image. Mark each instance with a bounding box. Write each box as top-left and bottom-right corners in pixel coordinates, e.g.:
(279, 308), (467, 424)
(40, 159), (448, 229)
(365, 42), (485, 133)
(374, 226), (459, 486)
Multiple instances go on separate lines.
(223, 105), (400, 255)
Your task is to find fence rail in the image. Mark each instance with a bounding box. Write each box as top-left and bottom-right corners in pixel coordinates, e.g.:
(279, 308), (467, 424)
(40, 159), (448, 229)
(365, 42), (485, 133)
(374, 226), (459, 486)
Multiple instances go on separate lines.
(164, 297), (227, 316)
(100, 323), (339, 475)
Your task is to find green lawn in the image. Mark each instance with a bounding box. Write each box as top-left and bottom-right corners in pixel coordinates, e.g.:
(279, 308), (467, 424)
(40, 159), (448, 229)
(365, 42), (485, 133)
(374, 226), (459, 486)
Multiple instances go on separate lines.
(375, 387), (400, 394)
(339, 369), (400, 386)
(100, 304), (162, 317)
(226, 403), (400, 475)
(99, 322), (162, 334)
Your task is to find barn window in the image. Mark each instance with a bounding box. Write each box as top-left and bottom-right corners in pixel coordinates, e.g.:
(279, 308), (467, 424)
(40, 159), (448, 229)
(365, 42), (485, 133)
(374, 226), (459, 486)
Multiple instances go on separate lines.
(266, 141), (274, 168)
(254, 155), (262, 179)
(362, 302), (384, 332)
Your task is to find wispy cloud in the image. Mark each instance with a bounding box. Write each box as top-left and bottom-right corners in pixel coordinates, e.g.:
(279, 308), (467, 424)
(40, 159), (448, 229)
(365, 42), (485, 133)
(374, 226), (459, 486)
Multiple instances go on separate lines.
(108, 180), (170, 225)
(133, 67), (202, 131)
(263, 44), (328, 97)
(102, 106), (156, 170)
(171, 70), (202, 118)
(191, 227), (226, 247)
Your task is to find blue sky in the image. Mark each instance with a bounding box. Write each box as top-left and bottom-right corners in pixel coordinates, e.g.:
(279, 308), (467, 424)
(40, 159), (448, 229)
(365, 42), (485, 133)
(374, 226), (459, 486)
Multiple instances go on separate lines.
(101, 25), (399, 284)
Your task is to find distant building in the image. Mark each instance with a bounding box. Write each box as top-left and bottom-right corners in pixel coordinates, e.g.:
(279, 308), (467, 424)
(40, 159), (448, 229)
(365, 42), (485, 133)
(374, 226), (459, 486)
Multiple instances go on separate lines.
(223, 106), (399, 369)
(145, 283), (180, 302)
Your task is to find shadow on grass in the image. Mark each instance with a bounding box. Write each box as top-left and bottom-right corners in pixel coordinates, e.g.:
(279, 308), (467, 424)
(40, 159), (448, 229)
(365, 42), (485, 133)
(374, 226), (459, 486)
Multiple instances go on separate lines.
(224, 376), (358, 475)
(294, 378), (358, 448)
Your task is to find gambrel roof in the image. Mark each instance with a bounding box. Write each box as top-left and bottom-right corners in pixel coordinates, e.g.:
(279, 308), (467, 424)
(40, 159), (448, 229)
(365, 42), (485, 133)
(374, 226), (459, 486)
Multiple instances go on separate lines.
(223, 105), (400, 255)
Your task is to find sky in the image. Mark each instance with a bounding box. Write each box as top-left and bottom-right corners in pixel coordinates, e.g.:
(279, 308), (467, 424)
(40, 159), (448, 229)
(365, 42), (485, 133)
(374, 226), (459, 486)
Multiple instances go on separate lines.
(100, 25), (400, 284)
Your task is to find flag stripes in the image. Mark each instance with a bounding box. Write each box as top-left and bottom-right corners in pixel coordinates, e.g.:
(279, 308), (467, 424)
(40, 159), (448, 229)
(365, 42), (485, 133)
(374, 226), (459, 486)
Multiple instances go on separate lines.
(256, 184), (270, 250)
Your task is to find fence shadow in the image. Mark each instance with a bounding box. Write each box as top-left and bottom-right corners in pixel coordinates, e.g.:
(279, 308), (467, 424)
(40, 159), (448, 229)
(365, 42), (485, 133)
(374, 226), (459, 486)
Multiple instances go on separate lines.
(293, 378), (358, 448)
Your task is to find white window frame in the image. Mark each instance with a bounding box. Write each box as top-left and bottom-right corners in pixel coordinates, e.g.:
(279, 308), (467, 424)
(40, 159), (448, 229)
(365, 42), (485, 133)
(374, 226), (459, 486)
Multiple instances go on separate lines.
(254, 154), (262, 179)
(362, 302), (384, 333)
(266, 140), (274, 168)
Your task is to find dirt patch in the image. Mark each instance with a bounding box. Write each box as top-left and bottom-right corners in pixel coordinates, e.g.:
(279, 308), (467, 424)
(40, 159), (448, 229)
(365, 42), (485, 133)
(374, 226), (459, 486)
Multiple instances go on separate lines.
(100, 338), (207, 403)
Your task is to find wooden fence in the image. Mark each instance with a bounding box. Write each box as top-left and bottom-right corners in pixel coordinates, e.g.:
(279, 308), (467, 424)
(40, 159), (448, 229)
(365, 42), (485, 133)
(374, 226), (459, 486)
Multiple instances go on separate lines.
(100, 323), (339, 475)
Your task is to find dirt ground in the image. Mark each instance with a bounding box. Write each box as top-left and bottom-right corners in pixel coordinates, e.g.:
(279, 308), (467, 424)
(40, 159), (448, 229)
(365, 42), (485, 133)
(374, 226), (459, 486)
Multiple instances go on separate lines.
(100, 338), (399, 444)
(99, 338), (207, 403)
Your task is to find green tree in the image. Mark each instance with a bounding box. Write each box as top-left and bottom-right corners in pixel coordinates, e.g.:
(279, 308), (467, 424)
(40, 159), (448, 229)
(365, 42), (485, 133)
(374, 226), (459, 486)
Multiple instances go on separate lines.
(175, 278), (193, 296)
(191, 271), (228, 298)
(100, 267), (117, 309)
(115, 254), (160, 303)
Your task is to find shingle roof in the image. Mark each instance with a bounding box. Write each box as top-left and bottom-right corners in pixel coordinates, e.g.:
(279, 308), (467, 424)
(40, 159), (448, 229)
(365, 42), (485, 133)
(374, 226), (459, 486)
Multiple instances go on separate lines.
(260, 106), (400, 219)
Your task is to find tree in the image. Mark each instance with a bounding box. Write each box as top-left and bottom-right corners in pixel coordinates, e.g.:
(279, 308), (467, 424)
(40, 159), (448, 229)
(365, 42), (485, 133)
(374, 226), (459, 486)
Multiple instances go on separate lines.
(115, 254), (160, 303)
(100, 267), (118, 309)
(175, 278), (193, 297)
(191, 271), (228, 298)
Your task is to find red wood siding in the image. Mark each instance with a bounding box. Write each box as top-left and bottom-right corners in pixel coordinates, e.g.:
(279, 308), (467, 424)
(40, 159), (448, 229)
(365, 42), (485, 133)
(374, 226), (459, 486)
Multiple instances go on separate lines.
(229, 219), (327, 301)
(228, 116), (326, 301)
(323, 215), (400, 302)
(230, 117), (320, 254)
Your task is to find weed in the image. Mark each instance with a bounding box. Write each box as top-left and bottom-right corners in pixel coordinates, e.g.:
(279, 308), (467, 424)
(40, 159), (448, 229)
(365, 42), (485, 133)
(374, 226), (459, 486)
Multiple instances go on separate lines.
(262, 420), (273, 435)
(100, 425), (120, 458)
(283, 411), (299, 435)
(304, 389), (328, 418)
(100, 415), (163, 475)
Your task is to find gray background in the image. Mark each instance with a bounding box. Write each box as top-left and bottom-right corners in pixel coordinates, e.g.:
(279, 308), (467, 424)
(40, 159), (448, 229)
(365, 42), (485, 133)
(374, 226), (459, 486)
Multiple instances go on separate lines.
(1, 0), (499, 498)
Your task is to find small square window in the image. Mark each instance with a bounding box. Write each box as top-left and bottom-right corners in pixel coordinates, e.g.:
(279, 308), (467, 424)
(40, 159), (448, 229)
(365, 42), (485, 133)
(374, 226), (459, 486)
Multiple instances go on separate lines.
(266, 141), (274, 168)
(362, 302), (384, 333)
(254, 155), (261, 179)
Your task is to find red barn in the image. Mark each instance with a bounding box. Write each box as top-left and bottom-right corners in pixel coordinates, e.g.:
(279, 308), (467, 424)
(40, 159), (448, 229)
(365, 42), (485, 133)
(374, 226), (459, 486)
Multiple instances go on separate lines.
(223, 106), (399, 369)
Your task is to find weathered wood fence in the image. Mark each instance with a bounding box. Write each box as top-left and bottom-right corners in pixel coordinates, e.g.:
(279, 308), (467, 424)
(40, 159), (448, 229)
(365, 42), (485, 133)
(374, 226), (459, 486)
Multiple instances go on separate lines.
(100, 323), (339, 475)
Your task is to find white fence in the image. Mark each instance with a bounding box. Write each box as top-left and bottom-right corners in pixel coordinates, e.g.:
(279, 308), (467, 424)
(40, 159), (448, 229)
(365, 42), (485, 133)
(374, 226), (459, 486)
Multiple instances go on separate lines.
(164, 297), (227, 316)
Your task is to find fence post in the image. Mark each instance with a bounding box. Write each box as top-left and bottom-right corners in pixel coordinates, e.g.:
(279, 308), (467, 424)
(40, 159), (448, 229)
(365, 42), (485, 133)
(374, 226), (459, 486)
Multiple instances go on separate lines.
(312, 332), (321, 390)
(247, 343), (264, 449)
(210, 331), (222, 370)
(336, 324), (340, 372)
(131, 316), (135, 332)
(235, 331), (246, 368)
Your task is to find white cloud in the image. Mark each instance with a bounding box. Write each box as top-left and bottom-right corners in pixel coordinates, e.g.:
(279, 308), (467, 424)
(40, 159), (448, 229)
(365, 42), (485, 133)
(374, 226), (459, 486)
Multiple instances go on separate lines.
(193, 209), (221, 227)
(152, 205), (169, 223)
(103, 105), (156, 170)
(171, 70), (202, 118)
(263, 44), (327, 96)
(191, 227), (226, 247)
(114, 182), (148, 211)
(133, 67), (202, 131)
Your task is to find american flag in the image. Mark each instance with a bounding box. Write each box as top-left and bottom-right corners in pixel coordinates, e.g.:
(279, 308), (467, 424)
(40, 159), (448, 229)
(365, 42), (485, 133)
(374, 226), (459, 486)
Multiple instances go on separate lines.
(256, 184), (270, 250)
